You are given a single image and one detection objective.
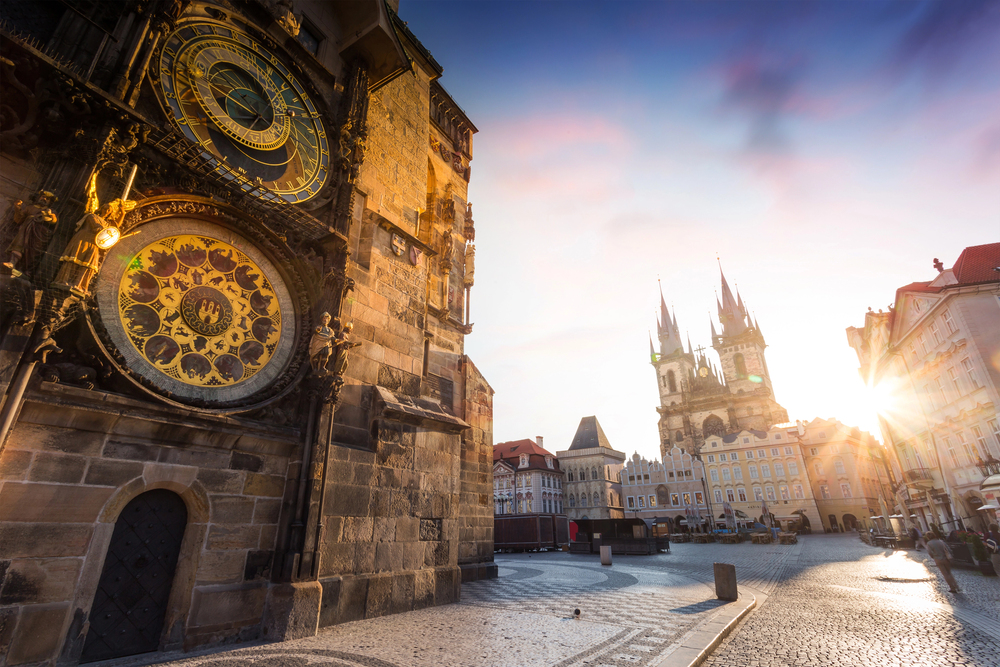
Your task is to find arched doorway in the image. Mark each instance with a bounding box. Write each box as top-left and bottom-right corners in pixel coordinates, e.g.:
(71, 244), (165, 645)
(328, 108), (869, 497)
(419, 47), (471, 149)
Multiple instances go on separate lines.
(828, 514), (839, 532)
(81, 490), (187, 662)
(842, 514), (858, 531)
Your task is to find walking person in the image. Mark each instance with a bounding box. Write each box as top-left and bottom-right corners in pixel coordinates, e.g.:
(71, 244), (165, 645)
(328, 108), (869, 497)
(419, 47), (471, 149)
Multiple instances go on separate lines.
(909, 525), (923, 550)
(925, 531), (960, 593)
(987, 524), (1000, 576)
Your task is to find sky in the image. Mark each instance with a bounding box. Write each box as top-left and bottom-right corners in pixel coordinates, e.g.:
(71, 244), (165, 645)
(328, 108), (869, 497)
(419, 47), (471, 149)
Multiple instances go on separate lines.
(400, 0), (1000, 461)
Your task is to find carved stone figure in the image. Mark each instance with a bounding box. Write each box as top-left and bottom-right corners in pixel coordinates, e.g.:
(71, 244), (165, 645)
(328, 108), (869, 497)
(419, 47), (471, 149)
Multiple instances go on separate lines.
(52, 197), (134, 297)
(440, 229), (454, 267)
(4, 190), (58, 279)
(309, 311), (335, 371)
(331, 321), (361, 376)
(52, 170), (136, 297)
(270, 0), (301, 37)
(463, 243), (475, 287)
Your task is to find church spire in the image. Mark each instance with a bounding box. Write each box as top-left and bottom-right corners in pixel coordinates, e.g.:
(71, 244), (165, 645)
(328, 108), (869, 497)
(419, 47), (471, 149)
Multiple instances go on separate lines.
(649, 333), (657, 362)
(656, 282), (684, 357)
(718, 265), (748, 337)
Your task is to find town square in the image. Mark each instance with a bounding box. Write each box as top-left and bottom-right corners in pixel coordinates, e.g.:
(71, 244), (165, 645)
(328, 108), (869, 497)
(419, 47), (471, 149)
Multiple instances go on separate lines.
(0, 1), (997, 666)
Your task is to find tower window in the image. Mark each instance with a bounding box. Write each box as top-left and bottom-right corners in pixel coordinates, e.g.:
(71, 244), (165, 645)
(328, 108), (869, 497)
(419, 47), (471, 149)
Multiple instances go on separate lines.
(734, 353), (747, 378)
(667, 370), (677, 393)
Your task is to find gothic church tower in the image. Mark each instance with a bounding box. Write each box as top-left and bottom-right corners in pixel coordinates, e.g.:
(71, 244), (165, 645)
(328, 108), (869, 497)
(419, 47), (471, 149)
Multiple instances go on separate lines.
(652, 269), (787, 458)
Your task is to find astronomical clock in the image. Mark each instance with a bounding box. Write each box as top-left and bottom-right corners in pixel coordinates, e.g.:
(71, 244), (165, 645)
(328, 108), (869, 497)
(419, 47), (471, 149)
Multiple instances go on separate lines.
(156, 18), (330, 203)
(88, 14), (332, 409)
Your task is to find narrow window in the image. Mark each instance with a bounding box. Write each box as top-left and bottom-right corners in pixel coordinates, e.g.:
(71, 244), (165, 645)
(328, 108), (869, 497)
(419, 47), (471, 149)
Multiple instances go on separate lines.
(667, 370), (677, 393)
(942, 309), (956, 334)
(734, 353), (747, 378)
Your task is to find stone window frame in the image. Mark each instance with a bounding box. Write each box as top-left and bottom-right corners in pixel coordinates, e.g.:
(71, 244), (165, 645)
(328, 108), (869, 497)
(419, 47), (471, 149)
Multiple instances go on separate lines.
(737, 488), (747, 502)
(726, 488), (735, 502)
(672, 493), (681, 506)
(765, 486), (776, 501)
(793, 484), (804, 499)
(754, 487), (763, 501)
(714, 489), (723, 504)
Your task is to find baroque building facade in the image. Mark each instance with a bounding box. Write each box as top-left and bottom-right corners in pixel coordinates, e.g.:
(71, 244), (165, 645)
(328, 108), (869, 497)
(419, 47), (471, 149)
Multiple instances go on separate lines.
(652, 270), (787, 459)
(557, 416), (626, 520)
(702, 425), (823, 532)
(847, 242), (1000, 532)
(0, 1), (495, 665)
(492, 438), (564, 515)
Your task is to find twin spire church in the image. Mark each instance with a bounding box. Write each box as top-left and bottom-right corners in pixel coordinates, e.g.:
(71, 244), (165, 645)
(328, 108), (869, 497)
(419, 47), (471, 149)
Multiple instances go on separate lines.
(651, 269), (788, 458)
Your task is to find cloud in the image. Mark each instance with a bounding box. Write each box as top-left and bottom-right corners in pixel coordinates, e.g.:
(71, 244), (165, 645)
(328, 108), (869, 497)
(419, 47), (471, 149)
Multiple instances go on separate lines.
(717, 47), (807, 155)
(890, 0), (1000, 82)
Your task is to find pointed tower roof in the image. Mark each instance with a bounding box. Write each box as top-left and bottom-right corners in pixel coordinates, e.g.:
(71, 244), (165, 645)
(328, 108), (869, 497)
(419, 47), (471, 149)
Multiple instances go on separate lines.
(718, 265), (748, 337)
(710, 315), (718, 339)
(656, 283), (684, 356)
(568, 416), (614, 451)
(686, 331), (693, 354)
(649, 333), (657, 362)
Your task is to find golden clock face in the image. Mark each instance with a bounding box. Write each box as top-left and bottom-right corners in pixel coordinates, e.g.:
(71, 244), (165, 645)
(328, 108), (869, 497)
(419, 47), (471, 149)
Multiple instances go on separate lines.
(118, 234), (282, 387)
(158, 21), (330, 203)
(699, 367), (709, 377)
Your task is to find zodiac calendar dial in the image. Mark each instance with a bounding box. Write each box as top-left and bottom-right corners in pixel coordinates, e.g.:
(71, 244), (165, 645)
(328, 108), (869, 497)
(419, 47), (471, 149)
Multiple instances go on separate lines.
(118, 234), (282, 387)
(157, 21), (330, 203)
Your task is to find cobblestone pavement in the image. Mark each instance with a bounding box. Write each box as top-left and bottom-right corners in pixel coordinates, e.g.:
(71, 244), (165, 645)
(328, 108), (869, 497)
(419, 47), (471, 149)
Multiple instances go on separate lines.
(700, 533), (1000, 667)
(118, 533), (1000, 667)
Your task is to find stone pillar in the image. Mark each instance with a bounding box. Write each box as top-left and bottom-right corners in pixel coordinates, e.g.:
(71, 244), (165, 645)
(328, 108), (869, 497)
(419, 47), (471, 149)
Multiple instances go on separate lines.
(714, 562), (738, 601)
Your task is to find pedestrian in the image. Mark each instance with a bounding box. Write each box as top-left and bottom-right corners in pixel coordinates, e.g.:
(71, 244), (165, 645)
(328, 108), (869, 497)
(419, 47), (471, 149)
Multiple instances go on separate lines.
(909, 525), (923, 550)
(925, 531), (960, 593)
(987, 523), (1000, 576)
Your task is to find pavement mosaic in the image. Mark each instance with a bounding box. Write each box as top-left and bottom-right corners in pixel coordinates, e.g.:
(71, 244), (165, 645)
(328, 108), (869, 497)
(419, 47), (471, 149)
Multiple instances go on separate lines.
(104, 533), (1000, 667)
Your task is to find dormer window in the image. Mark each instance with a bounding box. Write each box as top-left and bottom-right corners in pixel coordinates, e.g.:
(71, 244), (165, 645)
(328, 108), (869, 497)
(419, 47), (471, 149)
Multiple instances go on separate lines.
(519, 454), (528, 468)
(545, 457), (554, 469)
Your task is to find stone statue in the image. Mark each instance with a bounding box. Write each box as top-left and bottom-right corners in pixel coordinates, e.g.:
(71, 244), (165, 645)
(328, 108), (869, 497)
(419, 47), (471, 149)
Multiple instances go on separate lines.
(463, 243), (475, 287)
(3, 190), (58, 279)
(331, 321), (361, 376)
(270, 0), (300, 37)
(440, 229), (454, 266)
(309, 311), (335, 371)
(52, 172), (136, 297)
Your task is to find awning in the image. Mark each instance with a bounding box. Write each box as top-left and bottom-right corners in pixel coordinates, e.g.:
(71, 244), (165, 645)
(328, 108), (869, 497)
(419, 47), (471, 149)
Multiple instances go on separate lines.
(980, 474), (1000, 493)
(976, 503), (1000, 510)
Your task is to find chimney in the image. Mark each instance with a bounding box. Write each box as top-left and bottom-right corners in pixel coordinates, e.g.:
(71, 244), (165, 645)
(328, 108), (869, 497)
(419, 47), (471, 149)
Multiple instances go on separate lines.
(536, 436), (544, 449)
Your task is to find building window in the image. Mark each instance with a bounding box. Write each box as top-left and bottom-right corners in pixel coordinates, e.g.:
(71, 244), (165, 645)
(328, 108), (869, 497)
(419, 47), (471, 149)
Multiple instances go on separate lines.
(726, 489), (736, 502)
(715, 490), (723, 504)
(770, 448), (779, 456)
(592, 467), (599, 480)
(580, 495), (587, 507)
(667, 370), (677, 393)
(672, 493), (681, 506)
(962, 358), (980, 388)
(758, 449), (767, 458)
(810, 447), (818, 456)
(784, 446), (793, 455)
(297, 20), (322, 55)
(780, 486), (789, 500)
(684, 470), (692, 477)
(734, 353), (747, 378)
(794, 484), (804, 499)
(942, 309), (956, 334)
(682, 492), (691, 505)
(746, 450), (754, 459)
(568, 470), (574, 482)
(928, 321), (941, 345)
(814, 461), (824, 476)
(569, 495), (576, 507)
(722, 468), (731, 481)
(773, 462), (783, 476)
(719, 453), (727, 462)
(834, 459), (846, 475)
(916, 334), (925, 355)
(546, 457), (554, 469)
(761, 464), (771, 478)
(958, 431), (979, 463)
(675, 430), (683, 442)
(637, 496), (645, 508)
(990, 419), (1000, 453)
(775, 433), (783, 440)
(749, 464), (758, 479)
(743, 437), (750, 444)
(765, 487), (776, 501)
(840, 483), (852, 498)
(738, 488), (747, 502)
(788, 461), (799, 475)
(972, 425), (991, 458)
(947, 367), (962, 398)
(734, 466), (743, 480)
(695, 492), (704, 504)
(649, 495), (657, 507)
(519, 454), (528, 468)
(820, 485), (830, 499)
(732, 452), (740, 460)
(707, 455), (715, 463)
(944, 437), (959, 467)
(629, 475), (636, 484)
(710, 469), (719, 482)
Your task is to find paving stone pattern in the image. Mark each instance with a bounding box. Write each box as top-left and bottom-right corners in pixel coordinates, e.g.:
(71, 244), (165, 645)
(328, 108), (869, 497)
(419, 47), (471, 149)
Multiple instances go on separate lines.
(701, 534), (1000, 667)
(119, 533), (999, 667)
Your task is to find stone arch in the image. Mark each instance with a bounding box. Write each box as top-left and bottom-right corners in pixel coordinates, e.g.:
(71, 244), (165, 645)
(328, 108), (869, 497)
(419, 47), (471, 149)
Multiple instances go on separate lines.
(702, 414), (725, 440)
(67, 471), (211, 665)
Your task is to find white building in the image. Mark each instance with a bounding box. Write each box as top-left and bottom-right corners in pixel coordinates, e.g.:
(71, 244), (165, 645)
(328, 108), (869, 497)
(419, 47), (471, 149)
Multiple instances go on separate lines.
(847, 242), (1000, 531)
(493, 438), (564, 515)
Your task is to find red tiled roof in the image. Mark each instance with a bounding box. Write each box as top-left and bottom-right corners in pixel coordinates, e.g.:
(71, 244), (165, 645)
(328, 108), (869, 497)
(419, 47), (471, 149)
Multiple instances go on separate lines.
(896, 281), (941, 294)
(494, 439), (555, 459)
(952, 243), (1000, 286)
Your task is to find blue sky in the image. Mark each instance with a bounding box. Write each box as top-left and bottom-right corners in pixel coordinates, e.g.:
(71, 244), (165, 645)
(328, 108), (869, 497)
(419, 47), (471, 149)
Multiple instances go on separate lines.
(400, 0), (1000, 459)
